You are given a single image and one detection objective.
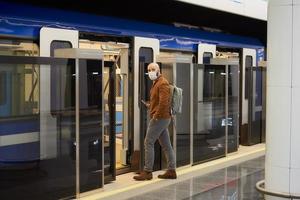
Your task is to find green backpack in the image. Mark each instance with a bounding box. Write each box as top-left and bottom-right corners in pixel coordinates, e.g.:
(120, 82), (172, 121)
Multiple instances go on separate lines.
(169, 84), (183, 115)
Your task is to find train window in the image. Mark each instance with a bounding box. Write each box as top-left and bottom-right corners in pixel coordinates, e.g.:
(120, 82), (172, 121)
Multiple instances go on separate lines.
(50, 41), (72, 56)
(0, 63), (39, 117)
(0, 72), (6, 105)
(0, 39), (39, 56)
(0, 39), (39, 117)
(203, 65), (226, 99)
(139, 47), (153, 102)
(245, 56), (253, 99)
(50, 41), (73, 112)
(139, 47), (153, 64)
(203, 52), (213, 64)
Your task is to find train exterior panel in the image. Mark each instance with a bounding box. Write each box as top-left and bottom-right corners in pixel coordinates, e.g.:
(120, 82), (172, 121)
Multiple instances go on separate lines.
(0, 2), (264, 53)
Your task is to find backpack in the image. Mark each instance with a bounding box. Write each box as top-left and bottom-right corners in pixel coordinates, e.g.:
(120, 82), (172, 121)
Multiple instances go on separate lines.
(169, 84), (183, 115)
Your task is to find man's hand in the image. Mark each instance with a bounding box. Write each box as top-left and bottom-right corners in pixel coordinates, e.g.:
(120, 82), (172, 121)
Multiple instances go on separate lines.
(141, 100), (150, 108)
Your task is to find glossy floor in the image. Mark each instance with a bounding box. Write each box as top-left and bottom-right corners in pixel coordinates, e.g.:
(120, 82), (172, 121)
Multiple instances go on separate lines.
(126, 156), (265, 200)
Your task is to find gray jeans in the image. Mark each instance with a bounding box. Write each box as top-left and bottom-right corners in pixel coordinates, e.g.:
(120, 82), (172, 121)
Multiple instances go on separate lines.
(144, 118), (176, 172)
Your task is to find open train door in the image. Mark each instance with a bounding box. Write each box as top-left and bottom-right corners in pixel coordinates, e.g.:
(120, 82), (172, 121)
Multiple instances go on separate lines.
(133, 37), (160, 171)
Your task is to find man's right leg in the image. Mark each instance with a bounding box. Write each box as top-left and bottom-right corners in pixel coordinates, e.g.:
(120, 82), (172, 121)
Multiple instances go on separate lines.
(144, 119), (167, 172)
(133, 119), (165, 181)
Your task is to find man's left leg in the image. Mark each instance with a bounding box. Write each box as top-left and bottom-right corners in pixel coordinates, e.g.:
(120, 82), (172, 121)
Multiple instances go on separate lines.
(157, 128), (177, 179)
(158, 128), (176, 170)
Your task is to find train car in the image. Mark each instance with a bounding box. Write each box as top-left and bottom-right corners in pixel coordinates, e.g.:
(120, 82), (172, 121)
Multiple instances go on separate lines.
(0, 1), (266, 199)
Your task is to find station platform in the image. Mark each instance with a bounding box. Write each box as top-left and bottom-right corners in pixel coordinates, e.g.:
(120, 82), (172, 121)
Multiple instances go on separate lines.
(80, 143), (265, 200)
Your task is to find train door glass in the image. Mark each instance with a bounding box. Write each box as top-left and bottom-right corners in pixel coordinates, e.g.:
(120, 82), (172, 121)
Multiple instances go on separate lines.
(260, 67), (266, 143)
(227, 64), (239, 153)
(77, 58), (104, 193)
(0, 69), (10, 116)
(0, 40), (39, 117)
(203, 52), (213, 64)
(138, 48), (162, 171)
(0, 51), (107, 199)
(246, 66), (266, 144)
(241, 49), (256, 146)
(193, 62), (239, 164)
(157, 54), (193, 168)
(50, 41), (73, 110)
(157, 52), (193, 168)
(193, 64), (226, 163)
(157, 62), (174, 170)
(0, 72), (6, 105)
(175, 63), (191, 167)
(53, 49), (105, 194)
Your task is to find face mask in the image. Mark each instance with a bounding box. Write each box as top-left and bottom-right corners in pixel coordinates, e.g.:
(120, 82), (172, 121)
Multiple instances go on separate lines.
(148, 71), (158, 80)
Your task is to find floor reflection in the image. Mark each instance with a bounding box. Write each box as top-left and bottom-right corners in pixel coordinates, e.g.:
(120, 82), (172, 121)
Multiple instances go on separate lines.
(188, 170), (264, 200)
(126, 156), (265, 200)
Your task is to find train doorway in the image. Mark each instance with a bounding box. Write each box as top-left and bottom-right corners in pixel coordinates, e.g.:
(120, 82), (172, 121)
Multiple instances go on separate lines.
(132, 37), (160, 172)
(79, 39), (131, 177)
(138, 48), (163, 171)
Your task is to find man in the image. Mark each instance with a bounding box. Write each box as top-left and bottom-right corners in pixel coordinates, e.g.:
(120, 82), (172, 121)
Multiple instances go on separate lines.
(133, 62), (177, 181)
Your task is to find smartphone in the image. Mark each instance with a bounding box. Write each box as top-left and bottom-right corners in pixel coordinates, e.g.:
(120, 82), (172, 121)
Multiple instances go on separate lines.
(141, 99), (148, 106)
(141, 99), (146, 105)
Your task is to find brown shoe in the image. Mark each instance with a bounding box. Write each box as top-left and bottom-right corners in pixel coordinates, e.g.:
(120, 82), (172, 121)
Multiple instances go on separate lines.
(158, 169), (177, 179)
(133, 171), (153, 181)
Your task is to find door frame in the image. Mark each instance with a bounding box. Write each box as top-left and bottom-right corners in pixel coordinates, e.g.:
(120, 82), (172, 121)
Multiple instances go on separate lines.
(39, 27), (78, 160)
(133, 37), (159, 169)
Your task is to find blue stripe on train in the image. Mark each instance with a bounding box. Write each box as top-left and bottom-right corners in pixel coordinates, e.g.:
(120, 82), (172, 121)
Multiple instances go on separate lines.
(0, 2), (264, 51)
(0, 141), (39, 163)
(0, 118), (39, 136)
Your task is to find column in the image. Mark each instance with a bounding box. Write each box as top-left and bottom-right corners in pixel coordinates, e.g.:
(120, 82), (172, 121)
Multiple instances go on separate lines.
(266, 0), (300, 199)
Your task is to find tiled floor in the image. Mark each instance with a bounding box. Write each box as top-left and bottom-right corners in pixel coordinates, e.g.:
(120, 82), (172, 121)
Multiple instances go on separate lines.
(126, 156), (265, 200)
(81, 144), (265, 200)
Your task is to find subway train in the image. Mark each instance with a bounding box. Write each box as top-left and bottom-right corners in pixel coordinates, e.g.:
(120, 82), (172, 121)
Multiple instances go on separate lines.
(0, 1), (266, 199)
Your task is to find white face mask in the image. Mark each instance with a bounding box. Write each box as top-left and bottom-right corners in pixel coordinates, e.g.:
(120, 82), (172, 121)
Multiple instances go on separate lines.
(148, 71), (158, 80)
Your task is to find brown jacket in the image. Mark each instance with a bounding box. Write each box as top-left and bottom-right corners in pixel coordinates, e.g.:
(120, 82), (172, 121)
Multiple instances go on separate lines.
(149, 75), (171, 119)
